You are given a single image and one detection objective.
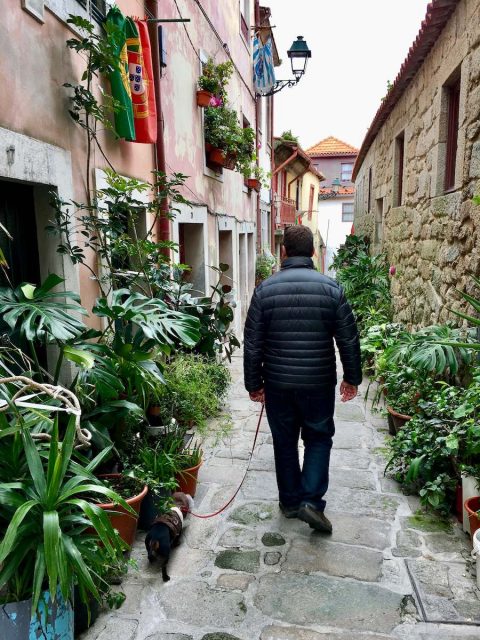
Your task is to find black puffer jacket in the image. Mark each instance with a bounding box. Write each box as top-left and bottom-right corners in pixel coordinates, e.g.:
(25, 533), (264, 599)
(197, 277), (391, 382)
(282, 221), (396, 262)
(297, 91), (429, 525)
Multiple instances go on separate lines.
(244, 256), (362, 391)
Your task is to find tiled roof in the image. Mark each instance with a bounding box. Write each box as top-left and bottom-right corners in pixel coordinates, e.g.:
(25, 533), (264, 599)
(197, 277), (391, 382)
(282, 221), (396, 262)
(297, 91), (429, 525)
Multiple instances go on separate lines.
(306, 136), (358, 157)
(319, 187), (355, 195)
(353, 0), (459, 180)
(273, 138), (325, 180)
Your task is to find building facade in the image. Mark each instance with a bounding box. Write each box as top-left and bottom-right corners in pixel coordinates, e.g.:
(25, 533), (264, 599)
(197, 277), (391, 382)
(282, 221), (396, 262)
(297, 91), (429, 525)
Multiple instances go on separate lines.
(1, 0), (279, 338)
(353, 0), (480, 325)
(306, 137), (358, 274)
(272, 138), (324, 268)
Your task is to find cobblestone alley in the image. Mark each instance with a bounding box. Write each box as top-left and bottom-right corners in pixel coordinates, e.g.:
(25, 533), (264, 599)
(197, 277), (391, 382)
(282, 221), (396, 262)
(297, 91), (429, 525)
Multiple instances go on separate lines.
(82, 353), (480, 640)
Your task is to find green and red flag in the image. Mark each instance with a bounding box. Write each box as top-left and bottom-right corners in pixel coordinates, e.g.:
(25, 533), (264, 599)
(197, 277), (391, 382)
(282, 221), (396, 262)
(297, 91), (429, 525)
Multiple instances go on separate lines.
(125, 18), (157, 143)
(105, 6), (135, 140)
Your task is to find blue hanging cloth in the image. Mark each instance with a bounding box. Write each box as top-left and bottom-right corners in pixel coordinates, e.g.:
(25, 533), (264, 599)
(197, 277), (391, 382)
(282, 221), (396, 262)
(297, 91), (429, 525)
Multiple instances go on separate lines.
(253, 34), (275, 95)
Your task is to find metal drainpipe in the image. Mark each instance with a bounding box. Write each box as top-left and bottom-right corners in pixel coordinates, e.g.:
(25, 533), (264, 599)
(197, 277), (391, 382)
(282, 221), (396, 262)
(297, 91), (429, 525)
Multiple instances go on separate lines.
(146, 0), (170, 249)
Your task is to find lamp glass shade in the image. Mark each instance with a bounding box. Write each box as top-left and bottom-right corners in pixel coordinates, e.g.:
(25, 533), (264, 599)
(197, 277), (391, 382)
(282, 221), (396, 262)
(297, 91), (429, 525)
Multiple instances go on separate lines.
(287, 36), (311, 78)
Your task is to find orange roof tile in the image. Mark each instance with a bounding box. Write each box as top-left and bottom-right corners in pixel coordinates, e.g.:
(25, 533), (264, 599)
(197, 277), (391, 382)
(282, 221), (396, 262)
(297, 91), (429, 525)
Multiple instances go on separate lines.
(306, 136), (359, 157)
(319, 187), (355, 195)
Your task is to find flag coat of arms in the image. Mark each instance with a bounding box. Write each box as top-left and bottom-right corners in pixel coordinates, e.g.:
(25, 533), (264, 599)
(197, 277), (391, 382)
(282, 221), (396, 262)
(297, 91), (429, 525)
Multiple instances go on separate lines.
(253, 35), (275, 95)
(125, 19), (157, 143)
(105, 6), (136, 140)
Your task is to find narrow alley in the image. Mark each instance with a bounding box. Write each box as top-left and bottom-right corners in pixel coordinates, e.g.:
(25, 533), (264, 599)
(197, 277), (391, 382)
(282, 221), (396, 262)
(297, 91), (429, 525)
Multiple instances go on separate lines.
(82, 353), (480, 640)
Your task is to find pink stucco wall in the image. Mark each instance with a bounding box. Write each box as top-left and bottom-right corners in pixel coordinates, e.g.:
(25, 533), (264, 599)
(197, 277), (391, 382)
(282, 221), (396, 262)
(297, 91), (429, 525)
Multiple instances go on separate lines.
(157, 0), (257, 223)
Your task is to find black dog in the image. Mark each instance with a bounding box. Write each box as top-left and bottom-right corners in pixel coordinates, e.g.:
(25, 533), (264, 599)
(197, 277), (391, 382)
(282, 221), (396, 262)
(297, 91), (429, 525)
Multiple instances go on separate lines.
(144, 492), (193, 582)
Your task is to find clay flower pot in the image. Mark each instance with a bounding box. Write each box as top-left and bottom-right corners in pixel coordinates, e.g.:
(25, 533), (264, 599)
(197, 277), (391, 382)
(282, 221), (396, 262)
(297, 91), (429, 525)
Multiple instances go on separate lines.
(208, 147), (226, 166)
(196, 89), (213, 107)
(175, 460), (202, 497)
(247, 178), (261, 192)
(96, 474), (148, 547)
(465, 496), (480, 537)
(387, 405), (412, 434)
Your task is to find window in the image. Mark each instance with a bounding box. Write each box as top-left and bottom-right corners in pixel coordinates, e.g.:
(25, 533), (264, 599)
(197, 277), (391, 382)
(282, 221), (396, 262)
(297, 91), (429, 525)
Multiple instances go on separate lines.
(367, 166), (372, 212)
(240, 0), (250, 41)
(374, 198), (384, 245)
(393, 132), (404, 207)
(444, 78), (460, 191)
(341, 163), (353, 182)
(342, 202), (354, 222)
(76, 0), (107, 23)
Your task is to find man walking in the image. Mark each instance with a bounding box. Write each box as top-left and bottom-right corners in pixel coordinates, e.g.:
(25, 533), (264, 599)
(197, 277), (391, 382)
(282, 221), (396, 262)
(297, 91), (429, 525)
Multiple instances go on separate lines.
(244, 226), (362, 532)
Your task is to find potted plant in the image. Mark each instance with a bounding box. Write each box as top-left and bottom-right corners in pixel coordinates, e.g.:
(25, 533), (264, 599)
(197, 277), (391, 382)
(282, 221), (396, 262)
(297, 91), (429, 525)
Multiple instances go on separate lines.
(94, 474), (148, 547)
(197, 58), (233, 107)
(465, 496), (480, 537)
(204, 105), (255, 172)
(0, 380), (129, 639)
(125, 437), (180, 529)
(255, 252), (276, 286)
(175, 440), (203, 497)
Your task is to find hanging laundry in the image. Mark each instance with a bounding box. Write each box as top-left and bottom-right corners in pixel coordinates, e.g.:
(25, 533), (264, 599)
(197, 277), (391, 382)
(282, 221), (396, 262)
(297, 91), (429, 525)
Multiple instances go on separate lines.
(253, 34), (275, 95)
(125, 18), (157, 143)
(105, 6), (136, 140)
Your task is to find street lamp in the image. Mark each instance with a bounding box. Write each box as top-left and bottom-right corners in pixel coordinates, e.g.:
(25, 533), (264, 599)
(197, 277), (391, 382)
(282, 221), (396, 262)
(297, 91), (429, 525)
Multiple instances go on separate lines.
(258, 35), (311, 96)
(288, 36), (311, 80)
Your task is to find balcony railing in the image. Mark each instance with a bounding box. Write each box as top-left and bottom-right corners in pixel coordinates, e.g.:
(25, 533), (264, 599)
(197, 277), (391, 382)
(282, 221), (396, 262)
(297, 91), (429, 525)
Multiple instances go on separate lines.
(276, 196), (296, 227)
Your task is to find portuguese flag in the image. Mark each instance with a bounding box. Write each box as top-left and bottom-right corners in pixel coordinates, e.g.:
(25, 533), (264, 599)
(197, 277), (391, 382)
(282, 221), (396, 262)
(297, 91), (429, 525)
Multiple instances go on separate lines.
(125, 18), (157, 143)
(105, 6), (135, 140)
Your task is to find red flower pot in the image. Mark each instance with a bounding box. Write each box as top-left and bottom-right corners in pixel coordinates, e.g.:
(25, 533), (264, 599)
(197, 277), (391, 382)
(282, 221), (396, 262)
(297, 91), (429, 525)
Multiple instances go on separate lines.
(208, 147), (226, 166)
(96, 474), (148, 547)
(247, 178), (261, 192)
(465, 496), (480, 537)
(175, 460), (202, 497)
(196, 89), (213, 107)
(387, 406), (412, 434)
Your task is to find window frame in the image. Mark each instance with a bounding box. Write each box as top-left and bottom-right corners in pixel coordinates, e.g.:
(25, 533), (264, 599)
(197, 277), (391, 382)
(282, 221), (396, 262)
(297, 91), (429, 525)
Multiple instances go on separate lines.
(444, 78), (461, 192)
(340, 162), (353, 182)
(341, 202), (354, 222)
(393, 132), (405, 207)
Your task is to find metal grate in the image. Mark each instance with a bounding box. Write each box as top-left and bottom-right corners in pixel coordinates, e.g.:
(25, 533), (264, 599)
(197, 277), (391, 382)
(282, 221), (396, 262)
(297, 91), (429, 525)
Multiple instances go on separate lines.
(76, 0), (107, 24)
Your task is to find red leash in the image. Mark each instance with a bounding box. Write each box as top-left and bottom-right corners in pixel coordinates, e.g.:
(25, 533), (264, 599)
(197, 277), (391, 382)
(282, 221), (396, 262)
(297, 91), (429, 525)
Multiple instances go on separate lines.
(187, 403), (265, 519)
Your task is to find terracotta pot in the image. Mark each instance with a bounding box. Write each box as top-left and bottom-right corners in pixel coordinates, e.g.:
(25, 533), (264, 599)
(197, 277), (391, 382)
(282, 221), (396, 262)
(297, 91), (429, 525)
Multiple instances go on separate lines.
(175, 460), (202, 497)
(247, 178), (261, 192)
(386, 405), (412, 434)
(96, 474), (148, 547)
(196, 89), (213, 107)
(465, 496), (480, 537)
(208, 147), (226, 166)
(223, 153), (237, 170)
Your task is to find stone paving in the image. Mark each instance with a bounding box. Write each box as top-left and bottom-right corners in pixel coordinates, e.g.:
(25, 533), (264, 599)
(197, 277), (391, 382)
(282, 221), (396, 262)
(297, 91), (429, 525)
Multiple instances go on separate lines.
(82, 353), (480, 640)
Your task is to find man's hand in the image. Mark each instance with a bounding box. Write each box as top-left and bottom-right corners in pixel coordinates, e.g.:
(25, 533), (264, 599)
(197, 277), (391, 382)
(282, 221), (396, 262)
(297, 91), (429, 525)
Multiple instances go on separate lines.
(249, 388), (265, 403)
(340, 380), (357, 402)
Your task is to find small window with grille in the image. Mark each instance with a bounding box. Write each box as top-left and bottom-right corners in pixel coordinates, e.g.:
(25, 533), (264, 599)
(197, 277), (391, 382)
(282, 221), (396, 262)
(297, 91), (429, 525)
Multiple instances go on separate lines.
(76, 0), (107, 24)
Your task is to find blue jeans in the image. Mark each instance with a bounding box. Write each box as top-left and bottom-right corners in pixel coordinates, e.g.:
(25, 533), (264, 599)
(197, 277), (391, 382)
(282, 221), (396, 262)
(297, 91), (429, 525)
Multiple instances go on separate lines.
(264, 385), (335, 512)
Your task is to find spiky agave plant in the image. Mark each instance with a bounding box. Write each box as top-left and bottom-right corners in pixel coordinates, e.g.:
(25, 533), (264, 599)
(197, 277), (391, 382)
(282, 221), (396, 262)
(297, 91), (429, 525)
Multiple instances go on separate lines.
(0, 413), (133, 614)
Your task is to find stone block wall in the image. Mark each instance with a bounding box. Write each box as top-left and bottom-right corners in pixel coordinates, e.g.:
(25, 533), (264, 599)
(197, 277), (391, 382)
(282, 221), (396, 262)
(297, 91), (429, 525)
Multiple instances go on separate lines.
(354, 0), (480, 326)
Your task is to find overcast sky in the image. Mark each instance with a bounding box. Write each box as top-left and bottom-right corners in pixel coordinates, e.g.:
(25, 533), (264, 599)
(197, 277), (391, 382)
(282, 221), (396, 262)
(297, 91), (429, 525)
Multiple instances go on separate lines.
(265, 0), (430, 150)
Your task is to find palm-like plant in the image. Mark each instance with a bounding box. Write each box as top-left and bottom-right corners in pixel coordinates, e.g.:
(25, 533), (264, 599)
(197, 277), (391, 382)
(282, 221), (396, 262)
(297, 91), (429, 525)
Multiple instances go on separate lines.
(0, 412), (132, 613)
(386, 324), (473, 378)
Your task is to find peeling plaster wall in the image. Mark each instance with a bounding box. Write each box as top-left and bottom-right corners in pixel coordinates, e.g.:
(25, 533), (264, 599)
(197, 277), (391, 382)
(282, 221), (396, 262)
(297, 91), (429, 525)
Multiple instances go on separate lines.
(354, 0), (480, 326)
(0, 0), (154, 318)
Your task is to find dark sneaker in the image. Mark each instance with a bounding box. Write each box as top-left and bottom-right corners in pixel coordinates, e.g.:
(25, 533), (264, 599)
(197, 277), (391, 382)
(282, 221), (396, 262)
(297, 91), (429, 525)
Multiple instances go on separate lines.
(298, 503), (332, 533)
(279, 502), (300, 518)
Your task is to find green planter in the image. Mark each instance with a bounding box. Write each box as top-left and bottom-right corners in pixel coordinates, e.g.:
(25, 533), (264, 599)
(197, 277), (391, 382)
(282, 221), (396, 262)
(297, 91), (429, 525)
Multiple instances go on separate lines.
(0, 587), (73, 640)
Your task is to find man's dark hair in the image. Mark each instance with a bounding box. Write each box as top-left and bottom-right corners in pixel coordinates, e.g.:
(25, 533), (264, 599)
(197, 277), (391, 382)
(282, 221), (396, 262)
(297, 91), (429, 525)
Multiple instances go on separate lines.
(283, 225), (314, 257)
